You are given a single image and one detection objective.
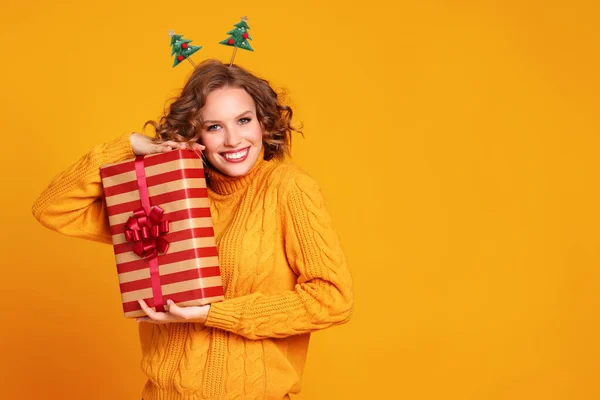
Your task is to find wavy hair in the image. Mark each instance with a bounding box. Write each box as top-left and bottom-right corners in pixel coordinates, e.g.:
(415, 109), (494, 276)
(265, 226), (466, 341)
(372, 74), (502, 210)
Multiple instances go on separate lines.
(144, 59), (301, 160)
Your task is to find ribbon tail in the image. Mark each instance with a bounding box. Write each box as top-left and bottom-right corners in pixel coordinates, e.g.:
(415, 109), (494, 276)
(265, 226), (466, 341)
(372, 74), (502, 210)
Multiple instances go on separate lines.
(148, 256), (165, 312)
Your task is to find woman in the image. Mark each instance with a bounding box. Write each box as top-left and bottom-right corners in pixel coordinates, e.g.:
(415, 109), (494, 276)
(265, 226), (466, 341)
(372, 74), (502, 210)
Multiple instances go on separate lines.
(32, 59), (354, 399)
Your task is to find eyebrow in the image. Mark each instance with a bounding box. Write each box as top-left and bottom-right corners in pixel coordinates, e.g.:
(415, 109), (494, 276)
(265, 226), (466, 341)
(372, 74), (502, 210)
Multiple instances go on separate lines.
(203, 110), (253, 125)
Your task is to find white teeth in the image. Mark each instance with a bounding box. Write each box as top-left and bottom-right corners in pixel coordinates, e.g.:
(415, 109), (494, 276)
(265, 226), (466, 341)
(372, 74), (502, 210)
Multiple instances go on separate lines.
(223, 148), (248, 160)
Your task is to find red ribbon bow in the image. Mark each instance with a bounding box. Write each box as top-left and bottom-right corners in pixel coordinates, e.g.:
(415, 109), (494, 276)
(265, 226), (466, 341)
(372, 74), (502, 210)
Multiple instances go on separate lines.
(124, 205), (170, 259)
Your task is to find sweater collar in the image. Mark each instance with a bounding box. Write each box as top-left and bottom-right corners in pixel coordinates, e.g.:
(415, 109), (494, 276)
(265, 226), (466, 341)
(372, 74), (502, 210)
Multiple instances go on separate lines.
(206, 147), (267, 195)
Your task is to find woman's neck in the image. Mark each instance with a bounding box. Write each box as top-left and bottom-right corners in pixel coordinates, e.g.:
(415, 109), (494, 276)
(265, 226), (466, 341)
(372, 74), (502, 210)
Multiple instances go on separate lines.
(205, 147), (267, 195)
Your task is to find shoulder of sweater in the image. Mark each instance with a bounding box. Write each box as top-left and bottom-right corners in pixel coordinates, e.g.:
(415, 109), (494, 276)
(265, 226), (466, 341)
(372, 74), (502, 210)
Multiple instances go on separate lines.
(260, 160), (323, 203)
(261, 160), (316, 187)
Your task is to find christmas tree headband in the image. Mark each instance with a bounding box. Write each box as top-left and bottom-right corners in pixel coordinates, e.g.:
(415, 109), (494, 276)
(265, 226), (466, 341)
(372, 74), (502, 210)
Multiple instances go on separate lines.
(169, 16), (254, 68)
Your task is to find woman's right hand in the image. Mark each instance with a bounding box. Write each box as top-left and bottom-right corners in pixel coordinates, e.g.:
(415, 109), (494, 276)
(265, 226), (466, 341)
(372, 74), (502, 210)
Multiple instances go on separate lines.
(129, 132), (205, 156)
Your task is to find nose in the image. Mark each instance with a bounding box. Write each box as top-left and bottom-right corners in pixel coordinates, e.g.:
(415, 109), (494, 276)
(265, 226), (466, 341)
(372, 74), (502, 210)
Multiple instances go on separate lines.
(223, 126), (242, 148)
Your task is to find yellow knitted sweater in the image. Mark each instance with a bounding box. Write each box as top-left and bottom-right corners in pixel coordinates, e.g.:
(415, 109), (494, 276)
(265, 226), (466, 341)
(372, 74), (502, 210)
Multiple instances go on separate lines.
(32, 133), (354, 400)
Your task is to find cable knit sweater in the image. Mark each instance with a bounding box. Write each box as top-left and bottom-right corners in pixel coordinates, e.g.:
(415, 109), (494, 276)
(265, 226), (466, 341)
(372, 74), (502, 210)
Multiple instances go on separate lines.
(32, 133), (354, 400)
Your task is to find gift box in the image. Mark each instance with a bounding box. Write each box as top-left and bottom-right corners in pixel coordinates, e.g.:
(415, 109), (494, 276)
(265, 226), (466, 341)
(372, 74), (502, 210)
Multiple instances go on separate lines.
(100, 149), (224, 318)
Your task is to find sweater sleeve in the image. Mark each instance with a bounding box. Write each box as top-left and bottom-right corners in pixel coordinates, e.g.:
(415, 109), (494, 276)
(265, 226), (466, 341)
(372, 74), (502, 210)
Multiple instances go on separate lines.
(204, 172), (354, 340)
(31, 133), (135, 244)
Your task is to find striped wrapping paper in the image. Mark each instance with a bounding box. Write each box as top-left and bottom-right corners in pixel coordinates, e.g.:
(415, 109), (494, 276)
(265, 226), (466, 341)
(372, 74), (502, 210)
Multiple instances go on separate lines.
(100, 149), (224, 318)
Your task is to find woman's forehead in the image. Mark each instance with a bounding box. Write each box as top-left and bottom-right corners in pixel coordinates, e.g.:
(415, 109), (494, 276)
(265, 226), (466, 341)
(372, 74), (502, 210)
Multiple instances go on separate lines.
(202, 87), (256, 119)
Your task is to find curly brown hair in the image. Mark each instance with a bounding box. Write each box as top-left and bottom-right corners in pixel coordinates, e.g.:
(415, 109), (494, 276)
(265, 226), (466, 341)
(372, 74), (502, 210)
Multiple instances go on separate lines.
(144, 59), (301, 161)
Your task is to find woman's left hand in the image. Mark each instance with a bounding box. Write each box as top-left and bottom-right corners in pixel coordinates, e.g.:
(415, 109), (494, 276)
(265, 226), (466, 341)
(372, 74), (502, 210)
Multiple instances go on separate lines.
(136, 299), (210, 324)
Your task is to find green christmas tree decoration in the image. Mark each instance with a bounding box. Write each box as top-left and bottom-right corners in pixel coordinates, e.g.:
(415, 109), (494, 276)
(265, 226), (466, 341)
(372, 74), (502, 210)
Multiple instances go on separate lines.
(169, 30), (201, 68)
(219, 16), (254, 65)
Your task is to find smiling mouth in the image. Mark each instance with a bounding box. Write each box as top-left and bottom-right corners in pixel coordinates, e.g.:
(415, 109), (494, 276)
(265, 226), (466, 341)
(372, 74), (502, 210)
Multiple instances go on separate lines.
(220, 147), (250, 163)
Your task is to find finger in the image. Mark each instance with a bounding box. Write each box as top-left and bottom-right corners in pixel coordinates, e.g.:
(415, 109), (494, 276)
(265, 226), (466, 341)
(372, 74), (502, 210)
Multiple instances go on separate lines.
(182, 142), (204, 151)
(162, 140), (183, 149)
(138, 299), (160, 318)
(140, 300), (175, 323)
(151, 144), (172, 154)
(166, 140), (192, 150)
(166, 300), (187, 320)
(138, 299), (151, 315)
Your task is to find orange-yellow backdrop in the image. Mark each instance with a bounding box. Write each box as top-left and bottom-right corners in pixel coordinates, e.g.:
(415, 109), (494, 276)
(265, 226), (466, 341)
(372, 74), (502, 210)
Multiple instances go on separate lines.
(1, 0), (599, 399)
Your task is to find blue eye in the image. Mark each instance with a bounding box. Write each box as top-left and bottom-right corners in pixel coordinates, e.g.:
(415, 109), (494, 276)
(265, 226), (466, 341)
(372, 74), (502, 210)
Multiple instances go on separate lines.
(207, 125), (220, 131)
(239, 118), (251, 124)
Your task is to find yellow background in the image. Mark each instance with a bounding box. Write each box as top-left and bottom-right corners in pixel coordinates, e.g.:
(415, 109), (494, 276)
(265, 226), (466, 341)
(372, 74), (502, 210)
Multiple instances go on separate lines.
(1, 0), (599, 399)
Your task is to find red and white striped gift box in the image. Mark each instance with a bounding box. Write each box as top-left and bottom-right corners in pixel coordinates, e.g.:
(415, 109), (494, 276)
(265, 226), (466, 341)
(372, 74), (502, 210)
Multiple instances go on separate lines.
(100, 149), (224, 318)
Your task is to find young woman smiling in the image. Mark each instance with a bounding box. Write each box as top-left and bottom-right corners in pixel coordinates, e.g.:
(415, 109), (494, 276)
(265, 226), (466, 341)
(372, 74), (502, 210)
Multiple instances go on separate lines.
(32, 59), (354, 400)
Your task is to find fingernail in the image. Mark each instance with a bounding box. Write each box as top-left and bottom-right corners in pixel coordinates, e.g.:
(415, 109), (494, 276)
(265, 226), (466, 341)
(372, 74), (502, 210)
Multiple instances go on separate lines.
(167, 300), (173, 305)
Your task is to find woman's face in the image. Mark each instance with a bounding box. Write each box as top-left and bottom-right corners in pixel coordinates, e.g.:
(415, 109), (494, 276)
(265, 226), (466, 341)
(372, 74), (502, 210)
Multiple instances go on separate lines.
(198, 86), (264, 177)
